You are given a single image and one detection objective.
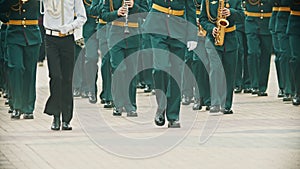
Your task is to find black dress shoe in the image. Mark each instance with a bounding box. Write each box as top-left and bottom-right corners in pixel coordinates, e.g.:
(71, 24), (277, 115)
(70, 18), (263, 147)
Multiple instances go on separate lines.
(4, 99), (9, 105)
(223, 109), (233, 115)
(104, 101), (113, 108)
(8, 107), (13, 113)
(127, 111), (138, 117)
(257, 92), (268, 96)
(209, 105), (222, 115)
(251, 88), (259, 95)
(277, 89), (285, 98)
(11, 110), (21, 119)
(168, 120), (181, 128)
(3, 92), (8, 98)
(292, 95), (300, 106)
(88, 92), (97, 104)
(206, 106), (211, 111)
(192, 98), (202, 110)
(137, 82), (146, 89)
(73, 88), (81, 97)
(144, 85), (152, 93)
(100, 99), (106, 104)
(181, 95), (192, 105)
(23, 113), (34, 119)
(154, 110), (165, 126)
(283, 94), (292, 101)
(243, 88), (252, 93)
(81, 91), (89, 98)
(51, 116), (61, 130)
(113, 107), (122, 116)
(234, 86), (242, 93)
(62, 122), (72, 130)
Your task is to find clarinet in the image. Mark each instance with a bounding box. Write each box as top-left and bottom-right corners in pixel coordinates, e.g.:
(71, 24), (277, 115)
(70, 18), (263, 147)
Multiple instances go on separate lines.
(123, 0), (130, 34)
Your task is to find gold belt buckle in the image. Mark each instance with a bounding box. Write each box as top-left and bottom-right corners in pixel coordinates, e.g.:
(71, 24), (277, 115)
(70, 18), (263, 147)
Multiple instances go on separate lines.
(168, 7), (172, 17)
(58, 32), (66, 37)
(21, 20), (26, 27)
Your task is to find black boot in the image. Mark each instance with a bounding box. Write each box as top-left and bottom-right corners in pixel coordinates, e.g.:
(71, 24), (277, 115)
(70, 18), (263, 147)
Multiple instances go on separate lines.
(51, 115), (61, 131)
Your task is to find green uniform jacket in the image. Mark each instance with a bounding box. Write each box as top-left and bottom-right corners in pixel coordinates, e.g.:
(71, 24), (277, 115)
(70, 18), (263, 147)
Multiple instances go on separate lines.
(5, 0), (42, 46)
(102, 0), (148, 49)
(236, 1), (246, 32)
(143, 0), (197, 43)
(199, 0), (244, 52)
(83, 0), (97, 39)
(269, 0), (279, 31)
(244, 0), (273, 35)
(287, 0), (300, 35)
(275, 0), (292, 33)
(0, 0), (18, 12)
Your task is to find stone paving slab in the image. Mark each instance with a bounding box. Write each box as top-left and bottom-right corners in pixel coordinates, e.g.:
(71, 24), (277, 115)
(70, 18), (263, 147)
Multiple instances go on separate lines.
(0, 56), (299, 169)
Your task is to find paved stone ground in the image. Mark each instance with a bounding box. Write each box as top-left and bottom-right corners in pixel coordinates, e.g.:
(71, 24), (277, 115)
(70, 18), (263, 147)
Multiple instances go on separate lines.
(0, 56), (299, 169)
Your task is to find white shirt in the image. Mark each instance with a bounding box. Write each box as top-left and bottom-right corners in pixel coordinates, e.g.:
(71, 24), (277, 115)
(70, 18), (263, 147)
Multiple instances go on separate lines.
(42, 0), (87, 32)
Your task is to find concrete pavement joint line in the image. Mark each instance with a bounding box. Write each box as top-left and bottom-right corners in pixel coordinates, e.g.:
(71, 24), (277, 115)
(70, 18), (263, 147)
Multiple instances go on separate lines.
(26, 144), (55, 169)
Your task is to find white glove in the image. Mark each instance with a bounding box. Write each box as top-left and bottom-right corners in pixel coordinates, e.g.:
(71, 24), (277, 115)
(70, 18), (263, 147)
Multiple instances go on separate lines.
(58, 24), (73, 34)
(75, 38), (85, 48)
(187, 41), (198, 51)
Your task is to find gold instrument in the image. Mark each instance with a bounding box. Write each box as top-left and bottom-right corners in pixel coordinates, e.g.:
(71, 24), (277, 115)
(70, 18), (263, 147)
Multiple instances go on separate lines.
(214, 0), (229, 46)
(197, 18), (207, 37)
(123, 0), (130, 34)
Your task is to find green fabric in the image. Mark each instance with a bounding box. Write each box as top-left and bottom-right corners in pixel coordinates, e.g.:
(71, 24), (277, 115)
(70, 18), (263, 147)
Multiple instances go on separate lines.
(199, 0), (243, 52)
(7, 44), (39, 113)
(6, 0), (42, 46)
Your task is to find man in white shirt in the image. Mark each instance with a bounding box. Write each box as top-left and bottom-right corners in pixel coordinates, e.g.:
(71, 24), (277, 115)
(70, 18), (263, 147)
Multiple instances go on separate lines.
(42, 0), (87, 130)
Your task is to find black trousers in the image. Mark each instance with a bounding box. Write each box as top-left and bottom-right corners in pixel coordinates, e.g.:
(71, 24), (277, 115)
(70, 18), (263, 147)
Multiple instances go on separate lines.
(44, 35), (75, 123)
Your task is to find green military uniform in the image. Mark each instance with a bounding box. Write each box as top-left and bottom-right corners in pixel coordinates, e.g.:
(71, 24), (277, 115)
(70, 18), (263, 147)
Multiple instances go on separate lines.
(5, 0), (42, 118)
(181, 49), (194, 105)
(90, 0), (114, 107)
(0, 14), (8, 95)
(193, 0), (211, 110)
(102, 0), (148, 114)
(275, 0), (294, 101)
(81, 0), (98, 103)
(287, 0), (300, 105)
(143, 0), (197, 126)
(235, 0), (251, 93)
(269, 0), (284, 97)
(245, 0), (273, 96)
(200, 0), (243, 112)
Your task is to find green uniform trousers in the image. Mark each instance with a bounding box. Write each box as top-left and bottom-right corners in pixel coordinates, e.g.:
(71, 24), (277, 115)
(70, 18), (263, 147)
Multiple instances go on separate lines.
(99, 27), (113, 102)
(151, 34), (185, 121)
(271, 31), (284, 90)
(193, 37), (211, 106)
(85, 33), (99, 94)
(182, 50), (194, 98)
(289, 35), (300, 95)
(235, 30), (251, 89)
(246, 33), (272, 92)
(278, 32), (294, 95)
(205, 38), (238, 109)
(110, 45), (138, 111)
(7, 44), (39, 113)
(73, 46), (87, 92)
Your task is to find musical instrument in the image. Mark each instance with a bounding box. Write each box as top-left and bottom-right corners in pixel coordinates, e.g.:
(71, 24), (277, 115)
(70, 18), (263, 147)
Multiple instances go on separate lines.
(123, 0), (130, 34)
(214, 0), (229, 46)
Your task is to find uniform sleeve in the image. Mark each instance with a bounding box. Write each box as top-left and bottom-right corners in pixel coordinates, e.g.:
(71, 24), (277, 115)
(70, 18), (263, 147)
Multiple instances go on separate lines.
(72, 0), (87, 29)
(0, 0), (19, 12)
(89, 0), (101, 16)
(228, 0), (244, 23)
(185, 0), (198, 41)
(131, 0), (148, 13)
(199, 0), (216, 35)
(102, 0), (119, 22)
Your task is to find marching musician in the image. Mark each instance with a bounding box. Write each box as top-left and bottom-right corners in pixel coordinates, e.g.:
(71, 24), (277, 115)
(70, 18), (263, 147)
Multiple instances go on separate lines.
(199, 0), (243, 114)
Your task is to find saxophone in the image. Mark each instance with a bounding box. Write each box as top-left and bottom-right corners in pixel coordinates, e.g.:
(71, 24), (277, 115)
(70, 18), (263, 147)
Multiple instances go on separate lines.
(214, 0), (229, 46)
